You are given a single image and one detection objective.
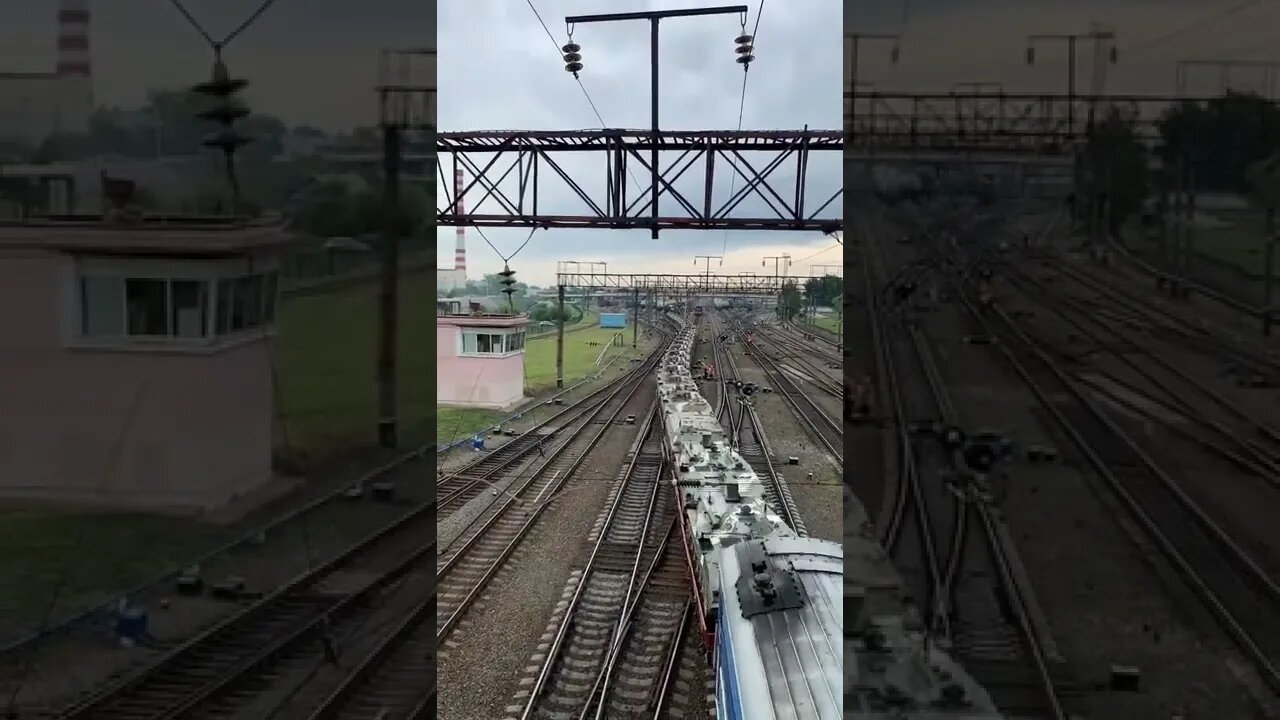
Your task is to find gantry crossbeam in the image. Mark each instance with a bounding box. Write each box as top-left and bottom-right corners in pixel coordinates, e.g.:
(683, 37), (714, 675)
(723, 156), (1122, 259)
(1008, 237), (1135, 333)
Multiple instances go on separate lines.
(846, 92), (1239, 155)
(556, 272), (793, 295)
(437, 129), (843, 232)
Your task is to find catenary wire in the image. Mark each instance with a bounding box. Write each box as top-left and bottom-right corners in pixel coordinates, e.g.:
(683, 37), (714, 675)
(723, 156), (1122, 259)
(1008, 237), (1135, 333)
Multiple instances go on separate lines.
(1120, 0), (1278, 56)
(163, 0), (284, 50)
(720, 0), (766, 258)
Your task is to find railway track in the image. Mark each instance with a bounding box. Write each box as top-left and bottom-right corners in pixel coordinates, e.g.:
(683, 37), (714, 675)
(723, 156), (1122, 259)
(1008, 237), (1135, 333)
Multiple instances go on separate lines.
(749, 324), (843, 400)
(511, 409), (694, 719)
(868, 225), (1074, 719)
(938, 232), (1280, 698)
(1, 448), (432, 671)
(437, 333), (668, 516)
(708, 314), (807, 536)
(1006, 265), (1280, 451)
(49, 503), (436, 720)
(436, 346), (665, 645)
(734, 322), (842, 464)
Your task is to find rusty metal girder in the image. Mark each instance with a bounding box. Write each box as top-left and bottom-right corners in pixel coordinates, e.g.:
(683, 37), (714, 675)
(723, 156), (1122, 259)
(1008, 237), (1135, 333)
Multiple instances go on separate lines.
(556, 271), (793, 294)
(845, 92), (1238, 154)
(437, 129), (842, 232)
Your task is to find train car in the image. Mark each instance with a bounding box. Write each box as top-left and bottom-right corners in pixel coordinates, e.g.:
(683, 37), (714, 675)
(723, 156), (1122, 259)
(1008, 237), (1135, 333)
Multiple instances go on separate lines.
(715, 536), (843, 719)
(844, 485), (1005, 718)
(655, 317), (844, 718)
(694, 304), (704, 316)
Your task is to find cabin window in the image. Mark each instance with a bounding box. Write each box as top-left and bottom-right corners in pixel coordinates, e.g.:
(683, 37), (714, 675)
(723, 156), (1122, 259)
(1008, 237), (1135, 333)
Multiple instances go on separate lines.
(76, 268), (276, 347)
(460, 330), (527, 356)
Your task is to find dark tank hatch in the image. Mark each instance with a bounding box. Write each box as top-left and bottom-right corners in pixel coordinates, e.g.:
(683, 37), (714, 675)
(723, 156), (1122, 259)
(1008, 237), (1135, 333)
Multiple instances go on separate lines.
(733, 539), (806, 617)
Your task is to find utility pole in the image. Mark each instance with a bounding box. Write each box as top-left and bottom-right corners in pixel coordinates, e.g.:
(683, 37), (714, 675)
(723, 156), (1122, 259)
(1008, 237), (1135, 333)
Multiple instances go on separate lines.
(556, 284), (566, 388)
(763, 254), (791, 315)
(566, 5), (748, 239)
(376, 121), (400, 448)
(695, 255), (723, 288)
(1025, 29), (1117, 139)
(632, 287), (640, 348)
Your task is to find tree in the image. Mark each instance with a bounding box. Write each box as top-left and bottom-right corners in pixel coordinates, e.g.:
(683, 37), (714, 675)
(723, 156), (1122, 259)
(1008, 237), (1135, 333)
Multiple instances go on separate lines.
(1247, 151), (1280, 238)
(1084, 108), (1150, 239)
(776, 282), (803, 321)
(803, 275), (844, 307)
(1157, 91), (1280, 193)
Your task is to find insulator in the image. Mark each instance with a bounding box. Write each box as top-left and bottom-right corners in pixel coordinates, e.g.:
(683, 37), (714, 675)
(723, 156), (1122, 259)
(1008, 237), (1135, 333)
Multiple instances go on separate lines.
(736, 55), (754, 66)
(563, 52), (582, 63)
(562, 42), (580, 54)
(734, 34), (753, 45)
(735, 44), (753, 55)
(565, 61), (584, 73)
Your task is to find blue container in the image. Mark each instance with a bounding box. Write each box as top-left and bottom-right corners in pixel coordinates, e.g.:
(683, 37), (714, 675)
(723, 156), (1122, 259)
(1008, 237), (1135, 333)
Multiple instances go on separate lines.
(599, 313), (627, 329)
(473, 434), (485, 450)
(116, 607), (148, 641)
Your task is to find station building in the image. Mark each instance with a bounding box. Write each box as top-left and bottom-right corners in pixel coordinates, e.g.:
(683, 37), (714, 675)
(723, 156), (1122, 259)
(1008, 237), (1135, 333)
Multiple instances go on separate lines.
(0, 211), (291, 511)
(436, 311), (530, 410)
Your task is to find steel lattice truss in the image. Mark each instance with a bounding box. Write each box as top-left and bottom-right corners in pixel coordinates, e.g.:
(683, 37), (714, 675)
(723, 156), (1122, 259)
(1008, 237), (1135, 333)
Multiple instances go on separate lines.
(556, 272), (794, 295)
(846, 93), (1234, 155)
(437, 130), (842, 232)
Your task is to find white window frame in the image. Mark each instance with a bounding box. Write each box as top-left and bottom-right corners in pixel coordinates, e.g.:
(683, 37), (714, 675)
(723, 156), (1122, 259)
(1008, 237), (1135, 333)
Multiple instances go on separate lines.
(64, 255), (281, 354)
(457, 327), (527, 358)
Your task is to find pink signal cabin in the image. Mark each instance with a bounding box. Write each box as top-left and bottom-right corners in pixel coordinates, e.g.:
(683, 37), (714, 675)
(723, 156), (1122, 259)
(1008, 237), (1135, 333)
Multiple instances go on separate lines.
(436, 309), (530, 411)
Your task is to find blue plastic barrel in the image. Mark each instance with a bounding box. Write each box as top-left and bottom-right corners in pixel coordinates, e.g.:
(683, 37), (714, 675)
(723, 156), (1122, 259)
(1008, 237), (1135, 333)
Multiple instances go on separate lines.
(116, 607), (148, 641)
(473, 434), (485, 450)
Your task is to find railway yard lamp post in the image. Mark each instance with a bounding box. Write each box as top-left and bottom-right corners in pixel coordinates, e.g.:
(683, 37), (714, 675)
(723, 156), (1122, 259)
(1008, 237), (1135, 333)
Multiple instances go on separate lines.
(565, 5), (749, 239)
(1025, 30), (1117, 140)
(763, 254), (790, 313)
(695, 255), (724, 294)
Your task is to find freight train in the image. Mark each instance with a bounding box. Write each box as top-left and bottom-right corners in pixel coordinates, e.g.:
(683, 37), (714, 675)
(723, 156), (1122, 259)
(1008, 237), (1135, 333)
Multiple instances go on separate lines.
(656, 313), (842, 719)
(659, 311), (1005, 719)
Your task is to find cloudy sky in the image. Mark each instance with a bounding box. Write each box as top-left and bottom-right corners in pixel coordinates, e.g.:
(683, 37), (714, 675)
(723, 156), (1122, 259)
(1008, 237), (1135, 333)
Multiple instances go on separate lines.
(437, 0), (843, 287)
(0, 0), (433, 131)
(847, 0), (1280, 97)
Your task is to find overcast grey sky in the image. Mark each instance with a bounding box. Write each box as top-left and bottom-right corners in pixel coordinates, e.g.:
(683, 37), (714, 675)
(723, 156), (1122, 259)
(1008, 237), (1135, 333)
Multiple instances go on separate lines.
(847, 0), (1280, 97)
(0, 0), (432, 131)
(437, 0), (843, 287)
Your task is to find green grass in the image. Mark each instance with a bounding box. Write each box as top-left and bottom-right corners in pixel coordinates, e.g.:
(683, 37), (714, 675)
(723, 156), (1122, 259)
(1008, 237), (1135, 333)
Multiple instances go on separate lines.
(809, 315), (842, 334)
(523, 325), (644, 394)
(0, 509), (223, 633)
(436, 407), (503, 448)
(1188, 222), (1277, 277)
(273, 270), (434, 469)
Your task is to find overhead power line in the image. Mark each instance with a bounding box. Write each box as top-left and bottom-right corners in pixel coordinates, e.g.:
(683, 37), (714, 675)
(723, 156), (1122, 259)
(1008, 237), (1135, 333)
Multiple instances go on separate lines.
(721, 0), (766, 258)
(163, 0), (283, 50)
(1121, 0), (1278, 57)
(526, 0), (609, 129)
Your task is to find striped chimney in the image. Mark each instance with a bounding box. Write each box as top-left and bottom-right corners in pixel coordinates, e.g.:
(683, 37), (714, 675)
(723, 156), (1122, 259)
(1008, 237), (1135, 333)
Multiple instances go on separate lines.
(454, 168), (467, 275)
(56, 0), (91, 77)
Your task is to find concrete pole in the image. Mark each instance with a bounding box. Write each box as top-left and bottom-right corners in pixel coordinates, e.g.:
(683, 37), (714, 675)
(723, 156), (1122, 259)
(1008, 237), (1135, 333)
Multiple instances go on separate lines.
(1265, 208), (1276, 335)
(632, 287), (639, 348)
(556, 284), (566, 389)
(376, 124), (400, 449)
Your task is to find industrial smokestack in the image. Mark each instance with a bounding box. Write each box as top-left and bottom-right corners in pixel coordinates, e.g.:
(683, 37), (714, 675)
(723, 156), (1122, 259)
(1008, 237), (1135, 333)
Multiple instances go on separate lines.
(454, 168), (467, 275)
(56, 0), (91, 78)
